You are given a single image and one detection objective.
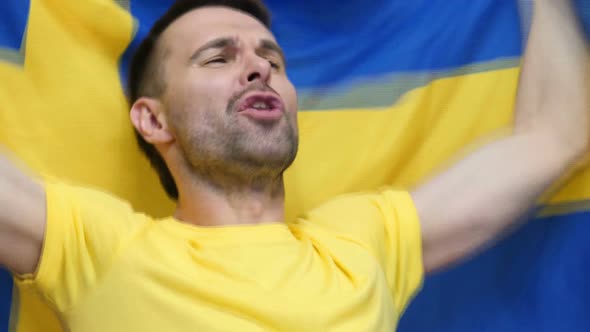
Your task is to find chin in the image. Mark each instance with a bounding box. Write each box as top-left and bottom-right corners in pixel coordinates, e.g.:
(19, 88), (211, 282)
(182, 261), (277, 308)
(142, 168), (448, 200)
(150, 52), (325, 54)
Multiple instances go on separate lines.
(241, 144), (297, 170)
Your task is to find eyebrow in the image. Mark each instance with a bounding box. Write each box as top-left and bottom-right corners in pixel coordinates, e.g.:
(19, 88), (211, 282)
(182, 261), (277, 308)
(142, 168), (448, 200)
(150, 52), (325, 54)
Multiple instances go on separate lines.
(189, 37), (286, 65)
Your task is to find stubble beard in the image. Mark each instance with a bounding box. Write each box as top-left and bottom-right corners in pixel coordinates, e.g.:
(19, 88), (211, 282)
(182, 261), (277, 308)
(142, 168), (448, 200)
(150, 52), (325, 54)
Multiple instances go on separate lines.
(173, 94), (298, 194)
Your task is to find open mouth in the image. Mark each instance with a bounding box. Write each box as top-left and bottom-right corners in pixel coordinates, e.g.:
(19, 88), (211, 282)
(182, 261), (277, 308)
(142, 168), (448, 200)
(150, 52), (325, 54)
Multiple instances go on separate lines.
(237, 93), (285, 121)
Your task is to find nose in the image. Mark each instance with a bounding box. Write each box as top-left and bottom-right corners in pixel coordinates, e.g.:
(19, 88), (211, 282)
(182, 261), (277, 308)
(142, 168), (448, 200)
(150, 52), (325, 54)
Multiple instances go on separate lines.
(240, 52), (271, 86)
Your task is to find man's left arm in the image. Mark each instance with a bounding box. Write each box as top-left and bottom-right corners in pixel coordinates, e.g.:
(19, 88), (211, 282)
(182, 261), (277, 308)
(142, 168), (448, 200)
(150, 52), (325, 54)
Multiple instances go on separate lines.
(412, 0), (589, 273)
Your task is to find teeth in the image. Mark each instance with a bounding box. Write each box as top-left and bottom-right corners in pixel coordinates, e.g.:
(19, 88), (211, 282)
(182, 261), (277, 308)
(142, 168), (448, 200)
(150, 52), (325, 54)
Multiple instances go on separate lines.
(252, 101), (269, 110)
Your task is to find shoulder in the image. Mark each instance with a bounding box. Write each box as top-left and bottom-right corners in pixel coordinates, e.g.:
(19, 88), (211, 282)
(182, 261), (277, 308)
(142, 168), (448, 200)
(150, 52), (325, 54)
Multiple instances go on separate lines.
(300, 188), (419, 240)
(304, 188), (416, 223)
(43, 179), (154, 231)
(45, 179), (135, 212)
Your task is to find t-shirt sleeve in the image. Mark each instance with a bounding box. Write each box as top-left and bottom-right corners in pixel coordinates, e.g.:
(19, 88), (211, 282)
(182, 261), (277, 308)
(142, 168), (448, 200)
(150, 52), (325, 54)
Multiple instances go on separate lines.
(304, 189), (424, 314)
(18, 180), (148, 313)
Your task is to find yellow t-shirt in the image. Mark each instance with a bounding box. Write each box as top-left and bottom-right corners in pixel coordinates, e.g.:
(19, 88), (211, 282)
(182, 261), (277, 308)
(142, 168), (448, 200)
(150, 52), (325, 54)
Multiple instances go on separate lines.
(22, 181), (423, 331)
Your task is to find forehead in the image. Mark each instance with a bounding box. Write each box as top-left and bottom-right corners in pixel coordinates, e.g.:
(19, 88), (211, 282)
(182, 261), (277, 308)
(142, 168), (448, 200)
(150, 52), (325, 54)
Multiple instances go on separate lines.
(161, 6), (276, 50)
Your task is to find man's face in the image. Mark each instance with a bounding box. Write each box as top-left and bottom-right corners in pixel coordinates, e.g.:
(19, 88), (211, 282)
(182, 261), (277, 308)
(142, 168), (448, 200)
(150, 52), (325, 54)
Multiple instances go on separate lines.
(158, 6), (298, 182)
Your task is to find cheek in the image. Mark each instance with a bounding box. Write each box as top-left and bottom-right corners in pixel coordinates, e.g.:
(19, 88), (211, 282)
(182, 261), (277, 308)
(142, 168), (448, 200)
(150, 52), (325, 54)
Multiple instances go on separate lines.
(167, 82), (219, 125)
(175, 81), (235, 121)
(181, 70), (235, 102)
(277, 80), (298, 114)
(281, 82), (299, 132)
(186, 79), (220, 102)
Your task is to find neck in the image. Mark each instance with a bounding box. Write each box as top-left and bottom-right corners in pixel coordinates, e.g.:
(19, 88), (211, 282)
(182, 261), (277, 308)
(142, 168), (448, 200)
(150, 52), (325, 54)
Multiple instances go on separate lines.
(173, 170), (286, 227)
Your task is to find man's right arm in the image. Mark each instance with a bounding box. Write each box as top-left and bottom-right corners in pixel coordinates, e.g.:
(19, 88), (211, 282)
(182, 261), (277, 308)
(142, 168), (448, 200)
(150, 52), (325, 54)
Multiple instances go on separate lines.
(0, 152), (46, 275)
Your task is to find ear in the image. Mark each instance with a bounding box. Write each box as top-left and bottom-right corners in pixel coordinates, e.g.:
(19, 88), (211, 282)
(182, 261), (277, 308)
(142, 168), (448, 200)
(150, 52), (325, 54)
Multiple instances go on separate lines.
(130, 97), (174, 145)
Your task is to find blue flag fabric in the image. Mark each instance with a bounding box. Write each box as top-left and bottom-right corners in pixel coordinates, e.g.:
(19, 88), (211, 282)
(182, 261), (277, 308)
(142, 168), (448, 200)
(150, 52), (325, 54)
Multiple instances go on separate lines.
(0, 272), (11, 331)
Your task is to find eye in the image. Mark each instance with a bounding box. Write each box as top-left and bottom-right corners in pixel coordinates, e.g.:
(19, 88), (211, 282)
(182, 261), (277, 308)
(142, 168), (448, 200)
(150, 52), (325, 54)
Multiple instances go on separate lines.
(205, 57), (227, 65)
(268, 60), (281, 70)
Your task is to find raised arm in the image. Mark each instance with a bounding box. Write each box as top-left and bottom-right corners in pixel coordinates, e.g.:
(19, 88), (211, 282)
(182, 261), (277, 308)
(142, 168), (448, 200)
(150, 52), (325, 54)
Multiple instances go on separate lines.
(0, 152), (46, 275)
(412, 0), (589, 273)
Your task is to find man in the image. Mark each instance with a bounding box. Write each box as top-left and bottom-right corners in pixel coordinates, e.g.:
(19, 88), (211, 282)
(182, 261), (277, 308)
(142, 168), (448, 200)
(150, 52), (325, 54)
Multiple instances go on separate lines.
(0, 0), (587, 331)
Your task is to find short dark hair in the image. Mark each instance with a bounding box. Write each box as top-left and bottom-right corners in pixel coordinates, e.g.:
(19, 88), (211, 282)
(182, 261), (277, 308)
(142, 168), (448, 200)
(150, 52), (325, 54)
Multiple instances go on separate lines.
(127, 0), (271, 200)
